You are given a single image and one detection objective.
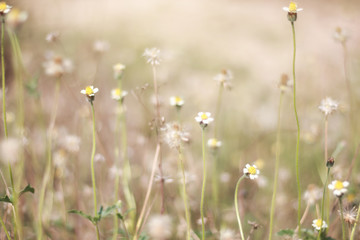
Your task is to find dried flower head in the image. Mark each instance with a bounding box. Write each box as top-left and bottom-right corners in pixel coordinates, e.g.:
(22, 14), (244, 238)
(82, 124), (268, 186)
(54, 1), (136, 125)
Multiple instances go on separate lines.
(0, 138), (21, 164)
(243, 164), (260, 180)
(111, 88), (128, 101)
(93, 40), (110, 53)
(6, 8), (27, 28)
(207, 138), (222, 149)
(278, 74), (292, 92)
(214, 69), (233, 90)
(143, 47), (161, 66)
(334, 27), (349, 44)
(81, 86), (99, 102)
(195, 112), (214, 128)
(147, 214), (172, 240)
(304, 184), (322, 205)
(0, 2), (11, 15)
(43, 54), (73, 78)
(328, 180), (349, 197)
(339, 206), (357, 225)
(170, 96), (184, 108)
(312, 219), (328, 231)
(46, 31), (60, 43)
(113, 63), (126, 79)
(283, 2), (302, 22)
(319, 97), (338, 116)
(161, 122), (189, 149)
(60, 135), (81, 153)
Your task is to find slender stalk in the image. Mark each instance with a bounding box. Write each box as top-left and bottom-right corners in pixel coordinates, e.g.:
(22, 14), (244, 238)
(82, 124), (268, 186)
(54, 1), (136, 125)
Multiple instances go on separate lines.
(1, 17), (8, 138)
(213, 86), (223, 139)
(0, 216), (11, 240)
(133, 144), (160, 240)
(200, 128), (207, 240)
(268, 92), (284, 240)
(339, 198), (346, 240)
(235, 175), (246, 240)
(317, 168), (330, 240)
(350, 204), (360, 240)
(178, 148), (191, 240)
(37, 78), (61, 240)
(291, 21), (302, 232)
(90, 102), (100, 240)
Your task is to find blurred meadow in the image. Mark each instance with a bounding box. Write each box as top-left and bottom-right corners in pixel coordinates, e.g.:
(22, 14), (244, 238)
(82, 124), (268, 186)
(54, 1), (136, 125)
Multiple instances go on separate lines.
(1, 0), (360, 239)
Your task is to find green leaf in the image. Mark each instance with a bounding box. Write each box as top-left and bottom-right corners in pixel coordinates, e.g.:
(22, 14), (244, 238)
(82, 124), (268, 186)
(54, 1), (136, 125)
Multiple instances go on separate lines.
(116, 213), (123, 220)
(68, 210), (94, 224)
(0, 195), (12, 203)
(100, 204), (119, 218)
(19, 184), (35, 197)
(277, 229), (294, 236)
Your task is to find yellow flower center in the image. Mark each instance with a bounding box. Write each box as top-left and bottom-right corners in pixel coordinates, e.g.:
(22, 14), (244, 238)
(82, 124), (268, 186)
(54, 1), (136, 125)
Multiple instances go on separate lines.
(201, 113), (208, 120)
(85, 86), (94, 95)
(248, 166), (257, 175)
(210, 139), (217, 146)
(0, 2), (7, 11)
(316, 219), (323, 227)
(334, 181), (344, 190)
(289, 2), (297, 12)
(114, 88), (121, 96)
(175, 96), (182, 103)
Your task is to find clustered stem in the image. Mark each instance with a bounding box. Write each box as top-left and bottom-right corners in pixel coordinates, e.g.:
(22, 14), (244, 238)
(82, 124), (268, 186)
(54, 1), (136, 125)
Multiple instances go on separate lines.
(200, 128), (207, 240)
(235, 175), (246, 240)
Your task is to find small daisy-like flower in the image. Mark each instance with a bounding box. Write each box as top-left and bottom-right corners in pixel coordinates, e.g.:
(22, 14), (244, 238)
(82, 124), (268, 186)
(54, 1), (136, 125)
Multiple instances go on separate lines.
(278, 74), (292, 92)
(0, 2), (12, 15)
(333, 27), (349, 44)
(304, 184), (322, 205)
(195, 112), (214, 128)
(6, 8), (27, 28)
(283, 2), (303, 22)
(81, 86), (99, 102)
(46, 31), (60, 43)
(143, 47), (161, 66)
(207, 138), (222, 149)
(113, 63), (126, 79)
(111, 88), (128, 101)
(319, 97), (338, 116)
(243, 164), (260, 180)
(312, 219), (328, 231)
(43, 55), (73, 78)
(170, 96), (184, 108)
(214, 69), (233, 90)
(93, 40), (110, 53)
(340, 206), (357, 225)
(328, 180), (349, 197)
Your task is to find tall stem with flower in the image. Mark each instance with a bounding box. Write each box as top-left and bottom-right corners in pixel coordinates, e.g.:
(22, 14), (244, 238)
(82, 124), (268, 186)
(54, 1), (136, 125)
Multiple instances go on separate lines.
(283, 2), (303, 232)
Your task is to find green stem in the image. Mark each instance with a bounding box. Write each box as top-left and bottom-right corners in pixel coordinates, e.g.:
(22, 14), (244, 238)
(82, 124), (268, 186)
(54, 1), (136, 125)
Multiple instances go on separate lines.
(235, 175), (246, 240)
(90, 103), (99, 237)
(1, 17), (7, 138)
(350, 204), (360, 240)
(291, 21), (302, 233)
(96, 224), (100, 240)
(0, 216), (11, 240)
(214, 86), (223, 139)
(317, 168), (330, 240)
(178, 148), (191, 240)
(268, 92), (284, 240)
(339, 198), (346, 240)
(200, 128), (207, 240)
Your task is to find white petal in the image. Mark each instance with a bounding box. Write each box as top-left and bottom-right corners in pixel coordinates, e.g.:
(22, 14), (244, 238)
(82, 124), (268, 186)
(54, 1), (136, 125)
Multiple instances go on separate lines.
(245, 164), (250, 168)
(195, 117), (201, 122)
(93, 88), (99, 93)
(80, 90), (86, 94)
(283, 7), (289, 12)
(205, 112), (211, 117)
(328, 184), (334, 190)
(297, 8), (303, 12)
(343, 181), (349, 187)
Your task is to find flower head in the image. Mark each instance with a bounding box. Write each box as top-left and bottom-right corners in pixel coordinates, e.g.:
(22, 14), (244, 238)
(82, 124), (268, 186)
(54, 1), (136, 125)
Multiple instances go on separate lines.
(6, 8), (27, 28)
(170, 96), (184, 108)
(93, 40), (110, 53)
(143, 47), (161, 66)
(81, 86), (99, 102)
(283, 2), (302, 22)
(304, 184), (322, 205)
(0, 138), (21, 164)
(113, 63), (126, 79)
(43, 54), (73, 78)
(111, 88), (128, 101)
(334, 27), (349, 44)
(340, 206), (357, 225)
(214, 69), (233, 90)
(147, 214), (172, 240)
(0, 2), (12, 15)
(328, 180), (349, 197)
(243, 164), (260, 180)
(207, 138), (222, 149)
(195, 112), (214, 128)
(319, 97), (338, 116)
(278, 74), (292, 92)
(312, 219), (328, 231)
(46, 31), (60, 43)
(161, 122), (189, 149)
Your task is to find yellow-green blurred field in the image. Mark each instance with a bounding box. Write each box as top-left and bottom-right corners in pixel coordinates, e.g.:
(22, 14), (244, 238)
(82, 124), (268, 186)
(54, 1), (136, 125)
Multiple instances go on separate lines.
(1, 0), (360, 239)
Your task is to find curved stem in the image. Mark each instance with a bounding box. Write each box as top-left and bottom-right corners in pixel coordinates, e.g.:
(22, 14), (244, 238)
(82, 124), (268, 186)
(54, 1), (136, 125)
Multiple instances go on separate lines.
(317, 168), (330, 240)
(90, 103), (98, 220)
(235, 175), (246, 240)
(350, 204), (360, 240)
(200, 128), (207, 240)
(178, 148), (191, 240)
(1, 17), (8, 138)
(268, 92), (284, 240)
(291, 21), (302, 233)
(339, 198), (346, 240)
(0, 215), (11, 240)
